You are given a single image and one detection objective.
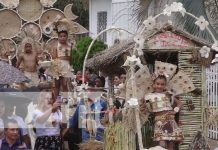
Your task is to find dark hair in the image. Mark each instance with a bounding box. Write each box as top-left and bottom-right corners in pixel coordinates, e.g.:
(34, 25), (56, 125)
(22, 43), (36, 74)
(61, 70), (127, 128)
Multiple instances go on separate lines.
(114, 75), (120, 78)
(4, 119), (18, 130)
(120, 73), (126, 77)
(85, 68), (92, 74)
(95, 76), (105, 87)
(153, 75), (167, 83)
(57, 30), (68, 36)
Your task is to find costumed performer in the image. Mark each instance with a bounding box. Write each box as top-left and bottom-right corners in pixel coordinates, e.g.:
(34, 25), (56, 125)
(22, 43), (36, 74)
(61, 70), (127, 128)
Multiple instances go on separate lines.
(45, 18), (73, 99)
(16, 37), (39, 86)
(144, 74), (183, 150)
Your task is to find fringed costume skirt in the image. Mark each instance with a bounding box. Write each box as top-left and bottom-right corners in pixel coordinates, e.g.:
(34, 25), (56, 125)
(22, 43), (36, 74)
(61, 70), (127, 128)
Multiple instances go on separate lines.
(45, 59), (72, 79)
(153, 114), (184, 142)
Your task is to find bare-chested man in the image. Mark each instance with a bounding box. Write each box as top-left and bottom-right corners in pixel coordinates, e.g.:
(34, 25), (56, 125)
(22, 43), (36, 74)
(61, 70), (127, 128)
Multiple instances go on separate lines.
(16, 38), (39, 86)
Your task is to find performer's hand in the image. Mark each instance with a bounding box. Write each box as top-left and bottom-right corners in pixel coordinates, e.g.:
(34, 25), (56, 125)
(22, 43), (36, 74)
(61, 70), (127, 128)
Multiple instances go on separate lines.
(139, 99), (147, 114)
(168, 111), (177, 115)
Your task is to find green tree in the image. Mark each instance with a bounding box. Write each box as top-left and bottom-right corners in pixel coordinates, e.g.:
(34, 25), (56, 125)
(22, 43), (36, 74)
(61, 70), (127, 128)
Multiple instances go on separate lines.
(71, 0), (89, 29)
(72, 37), (107, 72)
(54, 0), (89, 29)
(54, 0), (74, 10)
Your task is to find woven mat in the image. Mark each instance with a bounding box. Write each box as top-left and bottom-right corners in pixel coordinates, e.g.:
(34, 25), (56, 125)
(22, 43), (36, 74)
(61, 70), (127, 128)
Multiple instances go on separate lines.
(0, 9), (21, 38)
(17, 0), (43, 21)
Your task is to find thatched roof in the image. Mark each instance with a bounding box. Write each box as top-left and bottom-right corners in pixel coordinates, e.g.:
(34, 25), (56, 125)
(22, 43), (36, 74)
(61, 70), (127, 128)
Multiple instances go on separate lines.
(86, 39), (135, 74)
(87, 24), (212, 74)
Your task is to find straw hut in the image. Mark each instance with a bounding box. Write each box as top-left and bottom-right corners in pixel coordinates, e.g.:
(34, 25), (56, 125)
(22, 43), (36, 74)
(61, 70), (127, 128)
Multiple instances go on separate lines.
(87, 40), (135, 75)
(87, 25), (218, 149)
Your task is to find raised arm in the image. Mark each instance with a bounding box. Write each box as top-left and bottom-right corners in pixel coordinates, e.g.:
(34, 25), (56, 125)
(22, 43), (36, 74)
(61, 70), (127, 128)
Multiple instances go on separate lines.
(35, 101), (61, 124)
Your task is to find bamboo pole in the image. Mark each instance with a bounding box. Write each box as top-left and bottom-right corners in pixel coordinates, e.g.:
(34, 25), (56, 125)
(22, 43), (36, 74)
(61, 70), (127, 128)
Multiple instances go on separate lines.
(129, 64), (144, 150)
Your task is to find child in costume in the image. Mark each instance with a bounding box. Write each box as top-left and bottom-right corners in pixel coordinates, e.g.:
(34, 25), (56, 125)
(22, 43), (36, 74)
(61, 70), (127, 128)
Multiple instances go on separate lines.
(142, 61), (196, 149)
(123, 61), (196, 150)
(145, 75), (183, 150)
(45, 18), (73, 99)
(16, 37), (39, 86)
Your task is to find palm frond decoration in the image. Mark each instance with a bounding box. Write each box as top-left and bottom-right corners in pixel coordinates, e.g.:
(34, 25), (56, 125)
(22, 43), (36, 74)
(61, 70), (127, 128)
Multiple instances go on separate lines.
(176, 0), (218, 42)
(133, 0), (218, 42)
(204, 0), (218, 34)
(132, 0), (153, 27)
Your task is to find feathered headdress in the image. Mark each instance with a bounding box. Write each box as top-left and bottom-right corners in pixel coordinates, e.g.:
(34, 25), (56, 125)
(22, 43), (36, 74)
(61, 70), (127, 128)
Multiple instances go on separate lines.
(19, 37), (36, 53)
(54, 18), (88, 35)
(54, 18), (70, 33)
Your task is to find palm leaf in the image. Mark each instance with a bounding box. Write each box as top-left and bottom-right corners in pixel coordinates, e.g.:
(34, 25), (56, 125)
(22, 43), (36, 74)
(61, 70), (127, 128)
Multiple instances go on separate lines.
(204, 0), (218, 33)
(133, 0), (218, 42)
(133, 0), (153, 27)
(175, 0), (218, 42)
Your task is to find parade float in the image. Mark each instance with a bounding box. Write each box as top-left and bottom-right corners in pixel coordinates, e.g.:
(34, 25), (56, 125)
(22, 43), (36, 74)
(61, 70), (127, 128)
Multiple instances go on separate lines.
(84, 2), (218, 150)
(0, 1), (218, 150)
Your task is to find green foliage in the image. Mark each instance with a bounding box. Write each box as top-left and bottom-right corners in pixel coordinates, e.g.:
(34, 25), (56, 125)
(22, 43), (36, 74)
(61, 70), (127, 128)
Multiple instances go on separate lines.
(53, 0), (74, 10)
(72, 0), (89, 29)
(72, 37), (107, 72)
(142, 114), (155, 148)
(54, 0), (89, 29)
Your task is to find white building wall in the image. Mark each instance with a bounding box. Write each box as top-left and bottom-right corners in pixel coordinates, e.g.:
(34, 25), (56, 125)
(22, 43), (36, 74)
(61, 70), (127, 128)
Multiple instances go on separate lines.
(110, 0), (139, 45)
(89, 0), (112, 43)
(89, 0), (139, 46)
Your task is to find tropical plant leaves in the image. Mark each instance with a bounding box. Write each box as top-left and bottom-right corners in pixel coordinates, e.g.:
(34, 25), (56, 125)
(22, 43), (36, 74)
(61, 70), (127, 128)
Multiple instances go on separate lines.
(133, 0), (218, 42)
(72, 37), (107, 72)
(133, 0), (153, 27)
(176, 0), (218, 42)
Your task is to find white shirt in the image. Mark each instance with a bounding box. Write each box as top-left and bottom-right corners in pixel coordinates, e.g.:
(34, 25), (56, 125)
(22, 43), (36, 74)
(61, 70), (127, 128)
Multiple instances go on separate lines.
(114, 85), (119, 94)
(32, 109), (62, 137)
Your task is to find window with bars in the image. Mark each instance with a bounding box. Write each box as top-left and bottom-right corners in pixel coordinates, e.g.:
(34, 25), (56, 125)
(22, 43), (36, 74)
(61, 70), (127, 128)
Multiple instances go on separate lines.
(97, 11), (107, 42)
(206, 63), (218, 140)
